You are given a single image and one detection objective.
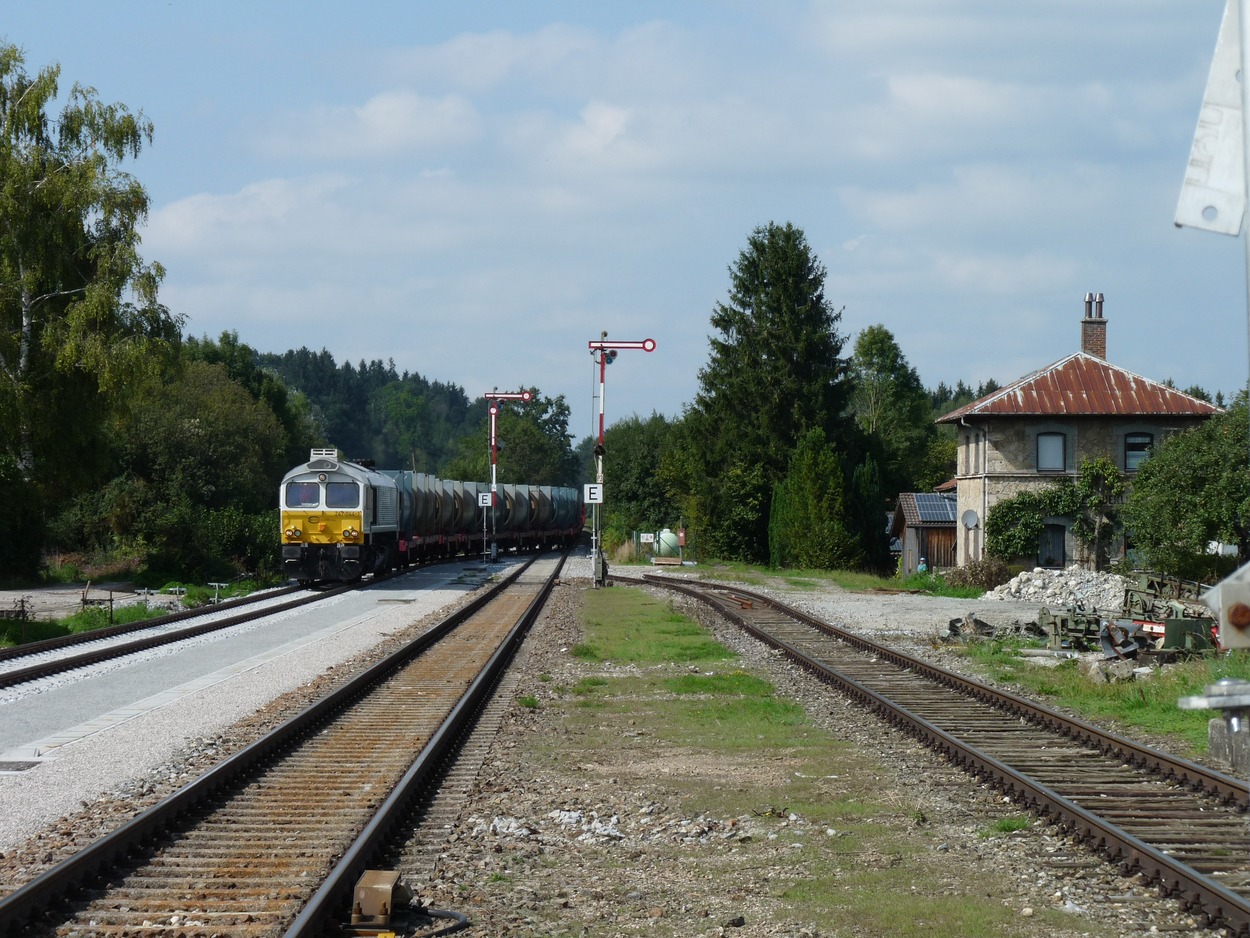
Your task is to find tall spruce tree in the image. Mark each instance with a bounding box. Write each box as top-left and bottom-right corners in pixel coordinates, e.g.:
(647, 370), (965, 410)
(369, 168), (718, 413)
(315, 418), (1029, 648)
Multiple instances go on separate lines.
(768, 428), (861, 570)
(692, 222), (852, 562)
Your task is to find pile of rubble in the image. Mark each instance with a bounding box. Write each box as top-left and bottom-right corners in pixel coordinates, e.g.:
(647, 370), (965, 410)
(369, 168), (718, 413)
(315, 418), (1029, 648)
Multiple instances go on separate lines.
(982, 564), (1124, 613)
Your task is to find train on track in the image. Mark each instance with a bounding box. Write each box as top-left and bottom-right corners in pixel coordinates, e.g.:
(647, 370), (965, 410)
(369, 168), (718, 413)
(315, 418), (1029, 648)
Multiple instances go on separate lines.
(279, 448), (583, 583)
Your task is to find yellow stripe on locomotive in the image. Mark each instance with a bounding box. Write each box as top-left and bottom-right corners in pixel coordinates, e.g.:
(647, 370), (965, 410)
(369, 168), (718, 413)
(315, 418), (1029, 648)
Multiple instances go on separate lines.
(281, 510), (364, 545)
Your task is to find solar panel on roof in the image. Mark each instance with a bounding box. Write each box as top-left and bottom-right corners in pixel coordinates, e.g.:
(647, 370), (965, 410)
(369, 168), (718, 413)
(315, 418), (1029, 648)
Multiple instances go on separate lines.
(913, 493), (957, 523)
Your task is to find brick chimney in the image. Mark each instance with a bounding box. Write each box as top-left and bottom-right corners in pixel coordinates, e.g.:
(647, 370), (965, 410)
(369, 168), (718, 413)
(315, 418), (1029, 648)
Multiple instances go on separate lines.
(1081, 292), (1107, 359)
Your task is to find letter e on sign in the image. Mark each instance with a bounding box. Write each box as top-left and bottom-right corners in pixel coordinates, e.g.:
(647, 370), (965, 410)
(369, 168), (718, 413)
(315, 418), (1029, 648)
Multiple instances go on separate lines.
(584, 484), (604, 504)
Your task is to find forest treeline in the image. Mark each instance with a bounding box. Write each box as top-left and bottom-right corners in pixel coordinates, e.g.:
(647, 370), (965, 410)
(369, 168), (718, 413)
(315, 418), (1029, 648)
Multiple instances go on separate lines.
(2, 46), (1244, 587)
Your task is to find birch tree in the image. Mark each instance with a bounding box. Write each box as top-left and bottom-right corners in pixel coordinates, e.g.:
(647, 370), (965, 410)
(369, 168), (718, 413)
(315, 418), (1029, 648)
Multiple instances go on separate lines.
(0, 45), (181, 489)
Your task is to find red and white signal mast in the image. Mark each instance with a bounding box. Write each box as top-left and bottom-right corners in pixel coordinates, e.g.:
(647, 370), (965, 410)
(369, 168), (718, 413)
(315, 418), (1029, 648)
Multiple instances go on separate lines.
(482, 388), (533, 561)
(587, 334), (657, 586)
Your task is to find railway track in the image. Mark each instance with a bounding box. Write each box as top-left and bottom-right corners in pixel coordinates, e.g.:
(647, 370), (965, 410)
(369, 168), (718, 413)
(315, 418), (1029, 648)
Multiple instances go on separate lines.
(0, 558), (480, 689)
(0, 584), (325, 689)
(0, 554), (565, 937)
(631, 573), (1250, 936)
(0, 583), (304, 662)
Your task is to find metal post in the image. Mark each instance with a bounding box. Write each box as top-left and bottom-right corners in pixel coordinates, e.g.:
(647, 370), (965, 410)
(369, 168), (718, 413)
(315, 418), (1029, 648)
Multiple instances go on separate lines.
(490, 402), (499, 562)
(483, 389), (532, 562)
(586, 334), (657, 587)
(1180, 677), (1250, 786)
(1241, 0), (1250, 454)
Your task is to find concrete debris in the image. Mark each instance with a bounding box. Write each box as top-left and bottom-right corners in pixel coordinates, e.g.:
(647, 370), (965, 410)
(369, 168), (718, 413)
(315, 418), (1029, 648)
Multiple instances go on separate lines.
(947, 614), (995, 638)
(945, 612), (1046, 642)
(982, 564), (1124, 614)
(1077, 656), (1141, 684)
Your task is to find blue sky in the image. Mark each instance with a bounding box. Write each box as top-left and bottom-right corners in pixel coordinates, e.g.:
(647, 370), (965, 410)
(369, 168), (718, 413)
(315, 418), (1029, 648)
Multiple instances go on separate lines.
(5, 1), (1243, 441)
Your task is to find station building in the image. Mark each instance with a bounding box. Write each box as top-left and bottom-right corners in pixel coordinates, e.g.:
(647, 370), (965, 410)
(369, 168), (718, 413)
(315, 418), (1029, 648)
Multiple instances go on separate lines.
(937, 294), (1220, 569)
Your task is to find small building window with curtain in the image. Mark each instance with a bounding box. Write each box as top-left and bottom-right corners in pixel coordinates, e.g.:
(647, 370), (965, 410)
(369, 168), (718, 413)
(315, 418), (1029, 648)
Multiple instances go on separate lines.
(1037, 432), (1065, 472)
(1125, 432), (1153, 472)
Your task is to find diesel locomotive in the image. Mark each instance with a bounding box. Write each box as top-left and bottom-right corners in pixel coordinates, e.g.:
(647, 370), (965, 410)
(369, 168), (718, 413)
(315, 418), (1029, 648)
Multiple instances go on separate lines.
(279, 448), (582, 583)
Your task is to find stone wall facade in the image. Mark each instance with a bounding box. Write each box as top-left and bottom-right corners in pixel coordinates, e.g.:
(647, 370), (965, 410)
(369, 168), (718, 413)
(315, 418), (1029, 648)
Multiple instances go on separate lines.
(952, 415), (1206, 568)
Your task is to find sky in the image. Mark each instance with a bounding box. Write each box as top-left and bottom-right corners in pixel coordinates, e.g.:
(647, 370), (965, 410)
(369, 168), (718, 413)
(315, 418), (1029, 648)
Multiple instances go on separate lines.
(5, 1), (1246, 442)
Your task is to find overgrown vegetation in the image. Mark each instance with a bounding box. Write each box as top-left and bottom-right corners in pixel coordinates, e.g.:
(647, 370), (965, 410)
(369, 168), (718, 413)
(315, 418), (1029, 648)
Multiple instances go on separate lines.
(985, 457), (1126, 569)
(0, 601), (162, 647)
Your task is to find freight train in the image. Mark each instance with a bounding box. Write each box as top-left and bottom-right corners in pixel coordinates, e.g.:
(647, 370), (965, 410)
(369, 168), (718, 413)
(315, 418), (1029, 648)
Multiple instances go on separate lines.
(279, 448), (583, 583)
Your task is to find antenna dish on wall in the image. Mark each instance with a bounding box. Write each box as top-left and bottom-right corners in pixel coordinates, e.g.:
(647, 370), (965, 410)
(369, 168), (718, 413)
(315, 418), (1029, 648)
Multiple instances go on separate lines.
(961, 510), (980, 530)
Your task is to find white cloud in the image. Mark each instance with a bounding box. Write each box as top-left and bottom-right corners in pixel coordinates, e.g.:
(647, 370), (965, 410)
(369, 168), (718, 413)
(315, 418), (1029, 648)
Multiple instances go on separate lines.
(376, 23), (615, 98)
(256, 90), (482, 161)
(837, 160), (1127, 240)
(120, 2), (1241, 426)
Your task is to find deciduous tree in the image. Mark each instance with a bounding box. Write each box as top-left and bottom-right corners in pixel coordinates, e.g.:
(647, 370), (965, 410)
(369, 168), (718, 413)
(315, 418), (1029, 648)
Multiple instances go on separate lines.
(441, 390), (578, 486)
(849, 324), (936, 497)
(1123, 398), (1249, 579)
(0, 45), (180, 491)
(601, 413), (683, 546)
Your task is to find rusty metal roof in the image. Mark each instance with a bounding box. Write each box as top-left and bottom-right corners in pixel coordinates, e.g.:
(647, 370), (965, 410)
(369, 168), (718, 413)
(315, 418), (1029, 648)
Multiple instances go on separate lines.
(937, 353), (1223, 422)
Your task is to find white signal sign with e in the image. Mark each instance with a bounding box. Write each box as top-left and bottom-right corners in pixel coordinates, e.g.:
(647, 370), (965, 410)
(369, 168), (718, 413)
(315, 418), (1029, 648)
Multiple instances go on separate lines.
(478, 491), (493, 508)
(584, 484), (604, 504)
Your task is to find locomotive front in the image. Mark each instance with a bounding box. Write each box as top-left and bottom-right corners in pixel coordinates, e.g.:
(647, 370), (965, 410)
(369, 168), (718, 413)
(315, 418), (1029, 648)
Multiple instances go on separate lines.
(279, 448), (402, 583)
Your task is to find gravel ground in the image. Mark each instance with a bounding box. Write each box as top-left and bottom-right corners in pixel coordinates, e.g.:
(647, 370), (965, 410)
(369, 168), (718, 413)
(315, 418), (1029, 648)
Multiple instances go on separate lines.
(0, 555), (1225, 935)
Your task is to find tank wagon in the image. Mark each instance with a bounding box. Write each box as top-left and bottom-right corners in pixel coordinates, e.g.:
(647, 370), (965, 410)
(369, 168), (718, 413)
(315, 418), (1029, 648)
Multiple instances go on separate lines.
(280, 448), (583, 583)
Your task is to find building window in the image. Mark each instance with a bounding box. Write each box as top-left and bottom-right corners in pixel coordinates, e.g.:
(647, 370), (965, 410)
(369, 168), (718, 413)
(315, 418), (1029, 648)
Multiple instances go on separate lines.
(1037, 432), (1065, 471)
(1125, 432), (1153, 472)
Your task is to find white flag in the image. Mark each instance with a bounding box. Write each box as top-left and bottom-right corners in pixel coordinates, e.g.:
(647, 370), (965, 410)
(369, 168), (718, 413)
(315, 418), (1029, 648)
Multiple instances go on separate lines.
(1176, 0), (1245, 236)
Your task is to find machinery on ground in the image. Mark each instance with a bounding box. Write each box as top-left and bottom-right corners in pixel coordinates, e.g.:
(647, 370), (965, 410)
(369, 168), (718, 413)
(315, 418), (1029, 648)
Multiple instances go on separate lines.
(1040, 571), (1216, 657)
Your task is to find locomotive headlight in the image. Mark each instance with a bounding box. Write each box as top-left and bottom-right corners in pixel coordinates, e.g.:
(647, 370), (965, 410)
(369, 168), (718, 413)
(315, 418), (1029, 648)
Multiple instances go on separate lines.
(344, 527), (358, 538)
(284, 527), (302, 539)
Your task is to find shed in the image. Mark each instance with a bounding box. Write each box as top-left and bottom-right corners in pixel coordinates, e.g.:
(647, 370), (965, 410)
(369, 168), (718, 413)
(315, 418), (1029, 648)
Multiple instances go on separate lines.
(891, 492), (958, 575)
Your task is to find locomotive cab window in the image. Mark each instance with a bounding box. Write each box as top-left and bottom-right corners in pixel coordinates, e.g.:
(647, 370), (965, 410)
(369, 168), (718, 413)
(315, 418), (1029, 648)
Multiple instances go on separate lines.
(285, 482), (321, 508)
(326, 481), (360, 509)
